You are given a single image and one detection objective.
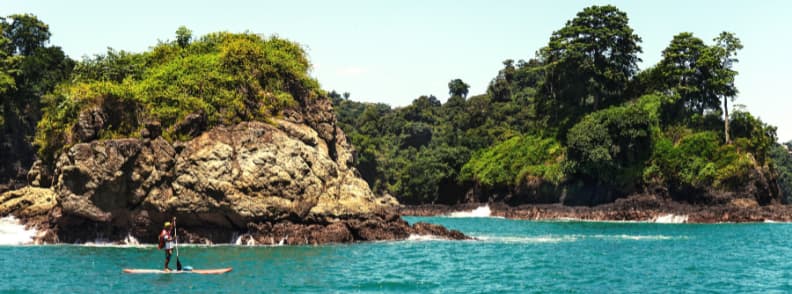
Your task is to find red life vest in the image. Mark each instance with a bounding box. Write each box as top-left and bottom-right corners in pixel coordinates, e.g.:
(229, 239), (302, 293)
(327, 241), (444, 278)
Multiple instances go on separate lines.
(158, 229), (170, 249)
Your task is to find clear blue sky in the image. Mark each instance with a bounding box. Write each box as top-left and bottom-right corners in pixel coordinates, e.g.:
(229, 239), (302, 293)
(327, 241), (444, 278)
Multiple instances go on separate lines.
(3, 0), (790, 141)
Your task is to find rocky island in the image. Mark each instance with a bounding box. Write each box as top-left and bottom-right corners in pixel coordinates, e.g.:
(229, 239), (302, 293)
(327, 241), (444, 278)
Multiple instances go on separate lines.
(0, 26), (466, 244)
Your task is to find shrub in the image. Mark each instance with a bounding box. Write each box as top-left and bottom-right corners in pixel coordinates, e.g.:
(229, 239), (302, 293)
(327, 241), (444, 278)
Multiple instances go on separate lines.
(460, 135), (566, 187)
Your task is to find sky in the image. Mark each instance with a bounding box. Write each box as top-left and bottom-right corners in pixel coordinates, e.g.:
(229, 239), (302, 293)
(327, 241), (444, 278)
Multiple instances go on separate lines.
(2, 0), (790, 141)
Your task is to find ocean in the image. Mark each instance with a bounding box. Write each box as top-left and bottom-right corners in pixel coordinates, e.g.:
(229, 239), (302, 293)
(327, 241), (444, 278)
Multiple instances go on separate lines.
(2, 209), (792, 293)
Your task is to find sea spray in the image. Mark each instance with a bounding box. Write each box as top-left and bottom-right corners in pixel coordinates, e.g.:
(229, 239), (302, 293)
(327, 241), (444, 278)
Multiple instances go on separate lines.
(653, 214), (689, 223)
(233, 233), (257, 246)
(0, 216), (37, 245)
(448, 205), (497, 218)
(123, 234), (140, 245)
(407, 234), (446, 241)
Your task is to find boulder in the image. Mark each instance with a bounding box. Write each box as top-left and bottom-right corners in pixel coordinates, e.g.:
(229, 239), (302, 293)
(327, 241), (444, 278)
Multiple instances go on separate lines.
(0, 187), (57, 219)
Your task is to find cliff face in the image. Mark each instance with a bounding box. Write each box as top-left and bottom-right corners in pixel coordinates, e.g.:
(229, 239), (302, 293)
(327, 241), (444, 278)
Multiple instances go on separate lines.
(2, 96), (466, 244)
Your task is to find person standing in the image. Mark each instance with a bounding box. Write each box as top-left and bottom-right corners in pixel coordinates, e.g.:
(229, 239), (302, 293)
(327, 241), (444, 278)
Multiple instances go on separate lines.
(158, 221), (175, 271)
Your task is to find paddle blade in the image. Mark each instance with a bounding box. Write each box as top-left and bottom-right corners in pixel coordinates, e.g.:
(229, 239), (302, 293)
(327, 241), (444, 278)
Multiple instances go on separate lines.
(176, 257), (183, 271)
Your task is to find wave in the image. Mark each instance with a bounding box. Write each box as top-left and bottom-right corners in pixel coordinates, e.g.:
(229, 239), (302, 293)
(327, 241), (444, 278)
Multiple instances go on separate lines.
(476, 235), (579, 244)
(590, 234), (679, 241)
(473, 234), (682, 244)
(406, 234), (451, 241)
(233, 234), (287, 246)
(653, 214), (688, 224)
(447, 205), (503, 218)
(0, 216), (38, 245)
(762, 219), (792, 223)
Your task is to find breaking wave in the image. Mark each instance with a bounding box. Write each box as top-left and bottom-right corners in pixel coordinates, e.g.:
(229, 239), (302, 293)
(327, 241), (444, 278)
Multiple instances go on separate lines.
(0, 216), (37, 245)
(406, 234), (449, 241)
(653, 214), (689, 224)
(447, 205), (502, 218)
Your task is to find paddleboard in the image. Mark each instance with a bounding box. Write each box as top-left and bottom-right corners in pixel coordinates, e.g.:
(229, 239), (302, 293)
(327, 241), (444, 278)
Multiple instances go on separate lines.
(123, 268), (232, 274)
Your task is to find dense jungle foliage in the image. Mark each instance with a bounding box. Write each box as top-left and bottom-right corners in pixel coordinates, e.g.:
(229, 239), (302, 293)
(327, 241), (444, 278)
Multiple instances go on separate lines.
(331, 5), (792, 205)
(0, 14), (74, 189)
(1, 8), (791, 205)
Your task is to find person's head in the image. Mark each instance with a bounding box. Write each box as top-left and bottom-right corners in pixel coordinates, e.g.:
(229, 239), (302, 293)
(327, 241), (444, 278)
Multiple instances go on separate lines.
(164, 222), (172, 229)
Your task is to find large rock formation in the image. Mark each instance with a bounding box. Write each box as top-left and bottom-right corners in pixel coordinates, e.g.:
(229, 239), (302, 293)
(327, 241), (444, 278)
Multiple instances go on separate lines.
(1, 96), (466, 244)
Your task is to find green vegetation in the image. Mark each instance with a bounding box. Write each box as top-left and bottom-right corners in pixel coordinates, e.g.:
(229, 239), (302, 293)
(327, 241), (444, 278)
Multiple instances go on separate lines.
(0, 14), (73, 185)
(0, 8), (787, 205)
(333, 5), (784, 205)
(461, 135), (564, 187)
(769, 141), (792, 203)
(35, 29), (320, 161)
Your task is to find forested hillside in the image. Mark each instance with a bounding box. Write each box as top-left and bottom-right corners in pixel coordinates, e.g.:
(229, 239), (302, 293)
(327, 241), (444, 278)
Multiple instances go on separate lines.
(1, 7), (790, 208)
(0, 14), (74, 191)
(332, 5), (790, 206)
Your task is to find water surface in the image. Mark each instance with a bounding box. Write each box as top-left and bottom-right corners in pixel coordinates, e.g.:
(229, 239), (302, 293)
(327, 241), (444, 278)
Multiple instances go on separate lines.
(2, 216), (792, 293)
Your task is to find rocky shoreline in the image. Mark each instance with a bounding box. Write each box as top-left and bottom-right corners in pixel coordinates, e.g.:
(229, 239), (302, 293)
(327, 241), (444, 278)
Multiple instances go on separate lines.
(400, 194), (792, 223)
(1, 185), (471, 245)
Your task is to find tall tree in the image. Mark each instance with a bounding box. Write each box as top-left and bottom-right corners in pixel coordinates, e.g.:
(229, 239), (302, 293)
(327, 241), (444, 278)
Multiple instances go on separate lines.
(657, 31), (743, 138)
(709, 32), (742, 144)
(542, 5), (642, 113)
(488, 60), (515, 102)
(657, 33), (712, 119)
(3, 14), (50, 56)
(175, 26), (192, 48)
(448, 78), (469, 98)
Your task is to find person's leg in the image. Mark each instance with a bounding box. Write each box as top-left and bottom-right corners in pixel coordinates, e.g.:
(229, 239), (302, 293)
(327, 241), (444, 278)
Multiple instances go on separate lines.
(164, 249), (172, 271)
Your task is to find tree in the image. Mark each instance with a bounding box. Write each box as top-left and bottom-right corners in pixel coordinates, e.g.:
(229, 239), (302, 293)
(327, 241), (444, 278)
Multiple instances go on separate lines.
(448, 78), (469, 98)
(709, 32), (743, 144)
(175, 26), (192, 48)
(657, 32), (743, 138)
(488, 60), (515, 102)
(3, 14), (50, 56)
(542, 5), (642, 114)
(566, 104), (653, 193)
(657, 33), (711, 118)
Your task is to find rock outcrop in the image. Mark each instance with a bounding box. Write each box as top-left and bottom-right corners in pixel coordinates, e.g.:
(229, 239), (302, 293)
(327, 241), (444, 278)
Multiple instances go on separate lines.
(0, 187), (56, 222)
(1, 96), (465, 244)
(401, 194), (792, 223)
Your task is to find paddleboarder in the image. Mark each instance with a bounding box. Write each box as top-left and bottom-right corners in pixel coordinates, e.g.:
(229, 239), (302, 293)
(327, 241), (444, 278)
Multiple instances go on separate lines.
(158, 220), (175, 271)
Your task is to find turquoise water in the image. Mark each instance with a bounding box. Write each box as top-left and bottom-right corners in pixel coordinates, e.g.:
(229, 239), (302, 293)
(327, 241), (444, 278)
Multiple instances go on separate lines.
(3, 217), (792, 293)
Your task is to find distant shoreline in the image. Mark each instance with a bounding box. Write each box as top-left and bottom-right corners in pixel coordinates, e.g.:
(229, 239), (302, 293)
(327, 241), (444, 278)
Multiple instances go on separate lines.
(399, 194), (792, 223)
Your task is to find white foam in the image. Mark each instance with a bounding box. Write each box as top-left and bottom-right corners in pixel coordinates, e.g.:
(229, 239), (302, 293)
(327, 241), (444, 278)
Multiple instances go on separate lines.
(448, 205), (500, 218)
(231, 232), (241, 245)
(123, 234), (140, 245)
(407, 234), (446, 241)
(233, 234), (257, 246)
(590, 234), (677, 241)
(0, 216), (38, 245)
(653, 214), (688, 224)
(474, 234), (680, 244)
(476, 235), (578, 244)
(762, 219), (789, 223)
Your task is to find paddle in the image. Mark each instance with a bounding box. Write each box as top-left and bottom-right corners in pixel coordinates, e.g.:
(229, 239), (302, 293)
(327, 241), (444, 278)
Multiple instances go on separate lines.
(173, 217), (183, 271)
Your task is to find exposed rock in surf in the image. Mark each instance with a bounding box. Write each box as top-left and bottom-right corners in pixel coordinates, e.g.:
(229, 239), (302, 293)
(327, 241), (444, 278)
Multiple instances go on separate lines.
(401, 194), (792, 223)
